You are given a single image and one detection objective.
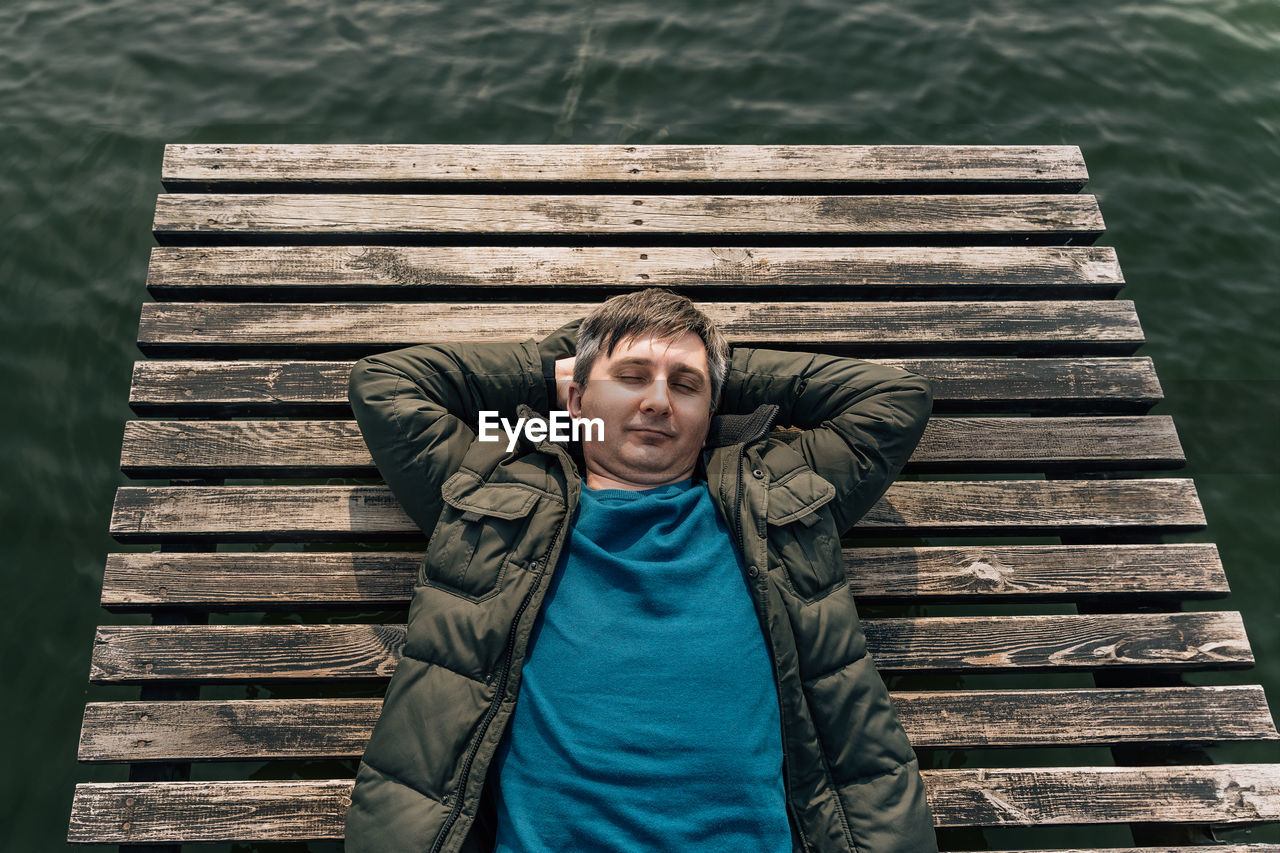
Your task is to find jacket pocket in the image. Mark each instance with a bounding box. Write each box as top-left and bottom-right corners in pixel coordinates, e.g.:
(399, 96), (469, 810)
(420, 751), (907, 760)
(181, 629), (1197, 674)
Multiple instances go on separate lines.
(419, 470), (541, 602)
(765, 467), (846, 604)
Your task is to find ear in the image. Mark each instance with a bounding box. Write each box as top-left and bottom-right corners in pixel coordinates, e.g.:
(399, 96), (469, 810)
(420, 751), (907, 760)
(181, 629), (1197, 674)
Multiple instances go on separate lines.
(566, 381), (582, 418)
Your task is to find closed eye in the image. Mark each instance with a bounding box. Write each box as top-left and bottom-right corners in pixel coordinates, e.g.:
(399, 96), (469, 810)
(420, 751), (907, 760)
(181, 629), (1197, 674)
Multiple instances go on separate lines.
(617, 374), (699, 393)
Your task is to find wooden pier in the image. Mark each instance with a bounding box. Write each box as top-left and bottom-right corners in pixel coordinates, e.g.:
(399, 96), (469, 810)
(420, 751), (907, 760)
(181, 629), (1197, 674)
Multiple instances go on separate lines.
(69, 143), (1280, 850)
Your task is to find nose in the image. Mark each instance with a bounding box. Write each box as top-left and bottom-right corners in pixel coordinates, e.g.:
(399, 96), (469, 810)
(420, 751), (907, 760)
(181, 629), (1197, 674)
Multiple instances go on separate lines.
(640, 379), (673, 414)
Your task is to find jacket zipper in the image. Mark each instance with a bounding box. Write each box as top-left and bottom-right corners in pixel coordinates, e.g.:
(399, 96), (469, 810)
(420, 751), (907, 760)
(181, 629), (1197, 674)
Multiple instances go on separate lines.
(788, 799), (812, 853)
(428, 452), (575, 853)
(730, 406), (811, 852)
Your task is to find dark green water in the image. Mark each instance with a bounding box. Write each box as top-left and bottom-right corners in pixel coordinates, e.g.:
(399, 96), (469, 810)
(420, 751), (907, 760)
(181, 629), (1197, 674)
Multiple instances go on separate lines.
(3, 1), (1278, 849)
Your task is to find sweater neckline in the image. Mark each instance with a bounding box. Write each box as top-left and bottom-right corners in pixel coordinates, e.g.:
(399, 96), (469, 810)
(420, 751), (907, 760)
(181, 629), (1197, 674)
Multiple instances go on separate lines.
(581, 476), (695, 498)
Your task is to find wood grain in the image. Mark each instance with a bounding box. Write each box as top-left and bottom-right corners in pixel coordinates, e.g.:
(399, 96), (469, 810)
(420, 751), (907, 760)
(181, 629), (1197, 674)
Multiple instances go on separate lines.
(106, 478), (1207, 542)
(126, 356), (1166, 416)
(144, 245), (1123, 300)
(76, 686), (1277, 762)
(66, 764), (1280, 842)
(150, 193), (1105, 246)
(99, 543), (1226, 611)
(159, 143), (1090, 189)
(87, 611), (1252, 683)
(118, 415), (1185, 478)
(134, 299), (1143, 357)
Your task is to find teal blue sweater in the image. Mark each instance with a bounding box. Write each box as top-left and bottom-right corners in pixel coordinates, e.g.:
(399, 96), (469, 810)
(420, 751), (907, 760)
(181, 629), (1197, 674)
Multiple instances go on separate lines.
(491, 476), (791, 852)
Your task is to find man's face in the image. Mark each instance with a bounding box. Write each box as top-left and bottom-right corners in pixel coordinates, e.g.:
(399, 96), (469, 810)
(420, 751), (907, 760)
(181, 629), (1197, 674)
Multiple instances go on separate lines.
(566, 329), (715, 490)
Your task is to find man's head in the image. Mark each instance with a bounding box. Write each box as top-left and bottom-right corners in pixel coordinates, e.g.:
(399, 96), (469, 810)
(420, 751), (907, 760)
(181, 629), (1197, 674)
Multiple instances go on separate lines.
(566, 288), (729, 491)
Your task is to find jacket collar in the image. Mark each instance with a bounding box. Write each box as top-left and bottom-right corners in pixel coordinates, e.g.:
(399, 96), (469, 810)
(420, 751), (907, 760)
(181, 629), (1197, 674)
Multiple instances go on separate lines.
(703, 402), (780, 448)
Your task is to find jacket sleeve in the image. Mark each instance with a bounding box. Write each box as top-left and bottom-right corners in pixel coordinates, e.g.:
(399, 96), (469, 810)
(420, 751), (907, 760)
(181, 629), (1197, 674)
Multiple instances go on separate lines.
(718, 347), (933, 535)
(348, 317), (584, 537)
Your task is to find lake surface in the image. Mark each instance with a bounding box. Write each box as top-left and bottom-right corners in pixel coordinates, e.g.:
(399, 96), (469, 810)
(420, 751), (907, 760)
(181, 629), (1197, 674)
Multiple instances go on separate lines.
(3, 0), (1278, 849)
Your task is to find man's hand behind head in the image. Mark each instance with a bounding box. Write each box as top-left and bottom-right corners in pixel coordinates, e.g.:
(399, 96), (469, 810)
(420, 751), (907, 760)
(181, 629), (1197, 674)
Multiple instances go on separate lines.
(554, 356), (576, 411)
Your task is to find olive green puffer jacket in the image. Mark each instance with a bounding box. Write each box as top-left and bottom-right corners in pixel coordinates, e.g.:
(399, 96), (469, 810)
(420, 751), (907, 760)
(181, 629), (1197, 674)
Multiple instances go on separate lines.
(343, 317), (938, 853)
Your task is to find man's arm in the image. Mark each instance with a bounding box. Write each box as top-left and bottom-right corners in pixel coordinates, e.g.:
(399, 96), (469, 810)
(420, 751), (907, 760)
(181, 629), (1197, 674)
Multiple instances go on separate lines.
(717, 347), (933, 535)
(348, 318), (583, 537)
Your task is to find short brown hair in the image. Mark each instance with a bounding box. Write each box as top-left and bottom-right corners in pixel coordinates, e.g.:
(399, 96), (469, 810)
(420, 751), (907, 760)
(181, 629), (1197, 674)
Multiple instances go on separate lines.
(574, 288), (729, 411)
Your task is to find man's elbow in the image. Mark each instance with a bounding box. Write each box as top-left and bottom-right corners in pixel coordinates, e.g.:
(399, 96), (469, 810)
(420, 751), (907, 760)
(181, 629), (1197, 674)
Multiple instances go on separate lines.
(913, 372), (934, 414)
(896, 372), (934, 434)
(348, 354), (412, 419)
(348, 355), (377, 411)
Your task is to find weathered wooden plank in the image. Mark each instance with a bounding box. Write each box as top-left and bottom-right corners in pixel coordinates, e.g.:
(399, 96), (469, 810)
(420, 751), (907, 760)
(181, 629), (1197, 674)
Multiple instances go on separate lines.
(99, 543), (1227, 611)
(144, 245), (1124, 300)
(66, 764), (1280, 842)
(891, 685), (1277, 747)
(118, 415), (1185, 479)
(107, 479), (1207, 543)
(68, 779), (349, 843)
(159, 143), (1089, 190)
(134, 300), (1143, 357)
(845, 542), (1227, 602)
(76, 686), (1277, 762)
(126, 357), (1165, 416)
(150, 193), (1105, 246)
(926, 764), (1280, 827)
(129, 359), (356, 416)
(88, 611), (1250, 683)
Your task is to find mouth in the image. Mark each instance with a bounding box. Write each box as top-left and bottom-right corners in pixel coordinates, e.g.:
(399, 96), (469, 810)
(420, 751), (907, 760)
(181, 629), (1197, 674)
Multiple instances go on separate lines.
(630, 427), (672, 438)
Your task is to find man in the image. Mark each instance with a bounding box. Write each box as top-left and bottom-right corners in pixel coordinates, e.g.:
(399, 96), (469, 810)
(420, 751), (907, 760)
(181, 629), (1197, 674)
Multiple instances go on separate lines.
(344, 288), (938, 853)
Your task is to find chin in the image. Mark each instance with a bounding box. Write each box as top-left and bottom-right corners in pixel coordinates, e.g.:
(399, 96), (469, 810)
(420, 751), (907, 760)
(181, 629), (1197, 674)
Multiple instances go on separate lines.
(620, 451), (675, 470)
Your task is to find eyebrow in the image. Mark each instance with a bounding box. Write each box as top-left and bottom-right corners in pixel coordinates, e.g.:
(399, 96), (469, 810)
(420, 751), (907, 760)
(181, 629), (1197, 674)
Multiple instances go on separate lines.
(610, 357), (708, 383)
